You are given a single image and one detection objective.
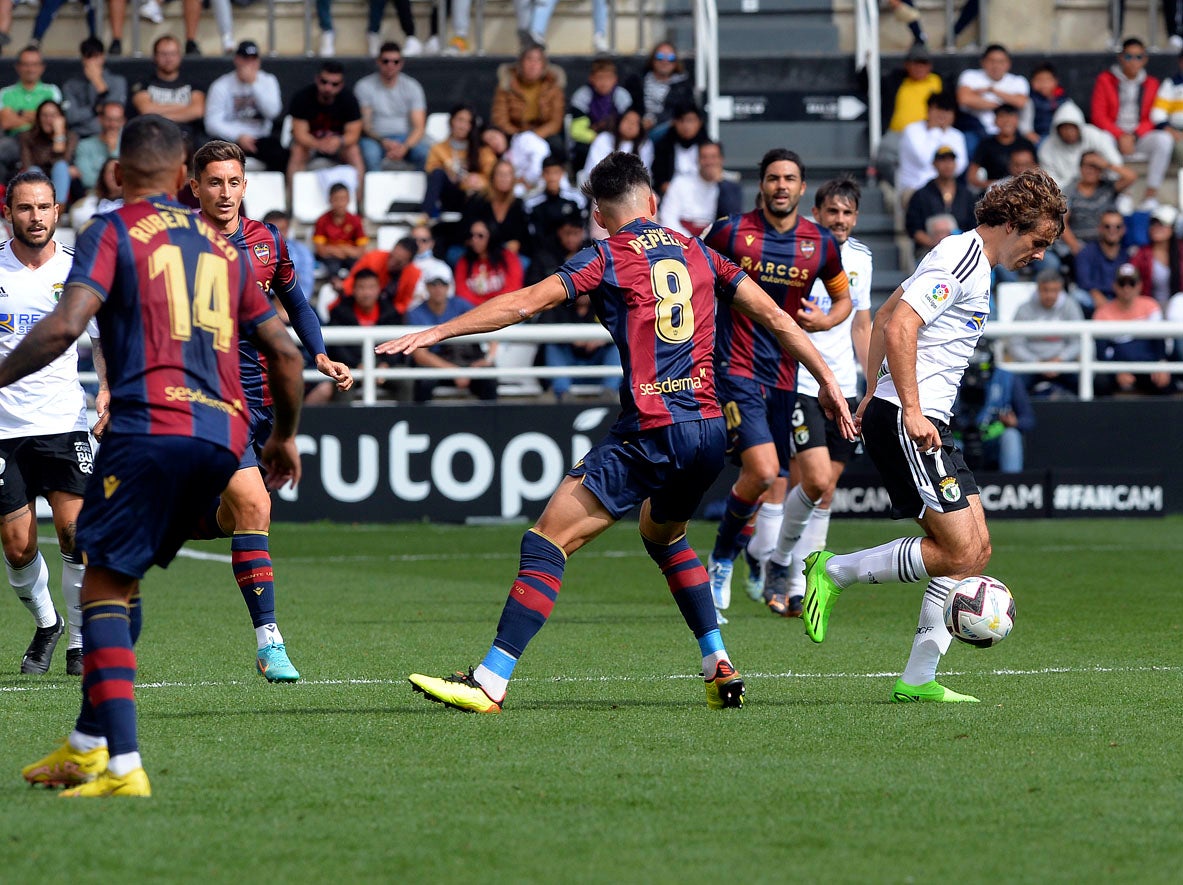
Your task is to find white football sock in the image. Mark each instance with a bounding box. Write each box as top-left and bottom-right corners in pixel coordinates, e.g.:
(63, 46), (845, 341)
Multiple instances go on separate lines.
(770, 484), (820, 567)
(788, 507), (833, 598)
(746, 503), (783, 568)
(826, 537), (928, 589)
(473, 664), (509, 701)
(8, 552), (57, 628)
(107, 751), (143, 777)
(702, 649), (730, 679)
(256, 623), (284, 649)
(61, 552), (84, 649)
(901, 578), (956, 685)
(69, 729), (108, 752)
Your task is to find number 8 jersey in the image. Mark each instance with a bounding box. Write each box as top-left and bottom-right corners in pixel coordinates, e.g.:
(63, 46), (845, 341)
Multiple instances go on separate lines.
(66, 196), (274, 457)
(556, 218), (747, 433)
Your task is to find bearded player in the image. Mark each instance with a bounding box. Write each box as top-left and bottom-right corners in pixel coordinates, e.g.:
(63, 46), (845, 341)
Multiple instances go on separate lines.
(188, 139), (353, 681)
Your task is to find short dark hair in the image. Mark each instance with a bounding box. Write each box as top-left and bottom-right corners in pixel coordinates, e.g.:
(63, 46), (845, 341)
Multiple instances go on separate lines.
(927, 90), (957, 112)
(320, 60), (345, 76)
(79, 36), (104, 58)
(542, 154), (566, 171)
(699, 140), (723, 157)
(262, 209), (289, 225)
(995, 103), (1019, 116)
(328, 182), (350, 197)
(1121, 37), (1146, 52)
(379, 41), (401, 55)
(152, 34), (180, 54)
(981, 43), (1010, 59)
(192, 139), (246, 178)
(353, 268), (380, 285)
(119, 114), (187, 185)
(581, 150), (653, 206)
(1032, 62), (1057, 78)
(394, 236), (417, 255)
(5, 169), (54, 208)
(759, 148), (805, 182)
(814, 175), (861, 210)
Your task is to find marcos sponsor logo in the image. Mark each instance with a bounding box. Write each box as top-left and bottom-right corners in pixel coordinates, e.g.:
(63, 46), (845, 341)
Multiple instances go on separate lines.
(638, 374), (705, 396)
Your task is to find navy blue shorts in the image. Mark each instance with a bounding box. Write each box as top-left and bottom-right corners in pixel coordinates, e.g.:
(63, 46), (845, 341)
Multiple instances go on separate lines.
(716, 374), (796, 470)
(569, 418), (727, 522)
(238, 405), (274, 472)
(76, 434), (240, 579)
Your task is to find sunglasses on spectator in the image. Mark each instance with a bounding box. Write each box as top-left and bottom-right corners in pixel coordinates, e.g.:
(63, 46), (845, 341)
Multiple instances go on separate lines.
(1101, 222), (1125, 230)
(1115, 278), (1139, 286)
(654, 52), (676, 61)
(1122, 52), (1146, 61)
(379, 57), (403, 65)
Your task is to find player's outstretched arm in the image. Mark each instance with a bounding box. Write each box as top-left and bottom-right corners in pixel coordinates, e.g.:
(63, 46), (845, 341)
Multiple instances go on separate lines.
(375, 275), (568, 357)
(0, 284), (102, 390)
(732, 276), (856, 439)
(250, 315), (305, 491)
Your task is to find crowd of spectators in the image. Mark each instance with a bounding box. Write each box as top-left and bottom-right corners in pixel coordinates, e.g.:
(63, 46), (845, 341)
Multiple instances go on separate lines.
(880, 38), (1183, 397)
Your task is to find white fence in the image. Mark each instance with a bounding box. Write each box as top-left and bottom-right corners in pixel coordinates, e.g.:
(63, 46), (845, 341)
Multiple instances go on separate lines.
(76, 320), (1183, 405)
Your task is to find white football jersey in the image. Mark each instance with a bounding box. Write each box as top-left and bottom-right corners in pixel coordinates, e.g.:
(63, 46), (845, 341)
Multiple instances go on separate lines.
(0, 239), (95, 438)
(873, 230), (992, 423)
(797, 235), (873, 398)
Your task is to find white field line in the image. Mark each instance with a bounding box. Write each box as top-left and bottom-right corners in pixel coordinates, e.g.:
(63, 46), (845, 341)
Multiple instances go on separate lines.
(1, 665), (1177, 695)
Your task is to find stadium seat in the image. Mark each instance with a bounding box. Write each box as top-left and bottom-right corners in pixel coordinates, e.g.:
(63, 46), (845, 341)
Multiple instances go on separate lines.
(425, 111), (449, 146)
(244, 171), (288, 220)
(363, 170), (427, 225)
(291, 167), (359, 226)
(376, 224), (412, 251)
(995, 281), (1034, 324)
(495, 342), (542, 397)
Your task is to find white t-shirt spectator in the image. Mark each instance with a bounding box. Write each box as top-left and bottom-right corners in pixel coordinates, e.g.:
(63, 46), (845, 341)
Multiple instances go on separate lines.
(897, 121), (969, 192)
(957, 68), (1030, 135)
(204, 69), (283, 142)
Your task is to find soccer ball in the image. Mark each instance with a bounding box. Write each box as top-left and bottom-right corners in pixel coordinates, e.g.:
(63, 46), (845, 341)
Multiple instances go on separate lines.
(943, 576), (1015, 648)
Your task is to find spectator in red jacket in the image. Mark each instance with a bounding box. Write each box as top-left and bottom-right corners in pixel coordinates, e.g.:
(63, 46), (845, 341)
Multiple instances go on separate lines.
(454, 219), (524, 306)
(1090, 37), (1173, 209)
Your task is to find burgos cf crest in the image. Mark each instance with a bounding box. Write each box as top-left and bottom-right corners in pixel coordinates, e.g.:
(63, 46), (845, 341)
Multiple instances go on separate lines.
(800, 239), (816, 258)
(52, 281), (65, 302)
(253, 242), (271, 265)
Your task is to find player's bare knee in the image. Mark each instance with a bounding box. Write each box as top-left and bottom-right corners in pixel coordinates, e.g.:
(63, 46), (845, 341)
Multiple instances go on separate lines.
(2, 532), (36, 567)
(234, 495), (272, 532)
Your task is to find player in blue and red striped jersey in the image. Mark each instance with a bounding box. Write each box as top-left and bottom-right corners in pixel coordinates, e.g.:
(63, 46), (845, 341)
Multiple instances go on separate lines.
(188, 140), (353, 682)
(704, 148), (854, 621)
(378, 151), (854, 714)
(13, 115), (306, 797)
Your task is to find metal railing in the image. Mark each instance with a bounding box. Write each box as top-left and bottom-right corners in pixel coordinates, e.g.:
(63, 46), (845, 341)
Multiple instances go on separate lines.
(693, 0), (721, 141)
(855, 0), (882, 162)
(75, 320), (1183, 404)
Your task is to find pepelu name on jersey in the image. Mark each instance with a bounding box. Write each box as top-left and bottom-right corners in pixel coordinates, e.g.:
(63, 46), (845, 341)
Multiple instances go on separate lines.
(0, 312), (46, 335)
(638, 374), (704, 396)
(625, 228), (689, 254)
(739, 257), (811, 287)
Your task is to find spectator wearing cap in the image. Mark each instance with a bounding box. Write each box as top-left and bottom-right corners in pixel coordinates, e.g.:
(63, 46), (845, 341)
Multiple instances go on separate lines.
(1093, 262), (1173, 395)
(204, 40), (286, 172)
(905, 146), (977, 254)
(1008, 268), (1084, 398)
(354, 41), (428, 172)
(405, 266), (499, 403)
(1090, 37), (1173, 211)
(1074, 209), (1134, 313)
(62, 37), (128, 141)
(967, 104), (1037, 190)
(1129, 203), (1182, 309)
(956, 44), (1029, 150)
(1060, 149), (1135, 254)
(896, 91), (967, 208)
(875, 43), (942, 183)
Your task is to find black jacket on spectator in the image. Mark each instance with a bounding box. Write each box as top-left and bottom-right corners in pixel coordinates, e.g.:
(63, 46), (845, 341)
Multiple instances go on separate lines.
(905, 179), (978, 238)
(650, 126), (711, 194)
(463, 196), (531, 250)
(327, 296), (402, 368)
(527, 196), (582, 261)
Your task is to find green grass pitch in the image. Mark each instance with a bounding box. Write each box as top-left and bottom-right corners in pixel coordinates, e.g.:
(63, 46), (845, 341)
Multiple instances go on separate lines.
(1, 517), (1180, 883)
